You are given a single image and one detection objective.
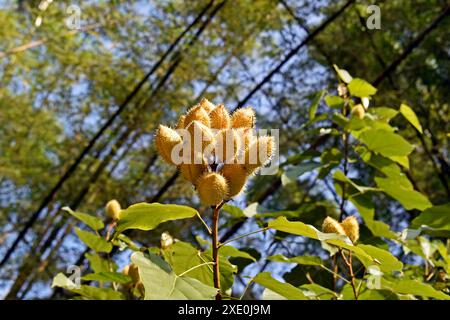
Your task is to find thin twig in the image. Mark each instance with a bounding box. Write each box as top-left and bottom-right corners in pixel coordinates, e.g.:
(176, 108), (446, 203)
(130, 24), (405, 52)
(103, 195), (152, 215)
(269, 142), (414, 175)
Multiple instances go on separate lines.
(340, 250), (358, 299)
(320, 264), (351, 284)
(218, 228), (269, 248)
(196, 212), (212, 235)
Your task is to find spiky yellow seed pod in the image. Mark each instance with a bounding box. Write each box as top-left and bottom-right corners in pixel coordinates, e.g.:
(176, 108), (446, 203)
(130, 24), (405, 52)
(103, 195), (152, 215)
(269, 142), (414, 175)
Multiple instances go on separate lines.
(199, 97), (216, 113)
(105, 199), (121, 221)
(209, 104), (230, 129)
(244, 136), (275, 174)
(231, 107), (255, 129)
(187, 121), (215, 153)
(197, 172), (229, 206)
(128, 263), (141, 284)
(155, 125), (182, 165)
(220, 163), (247, 198)
(341, 216), (360, 243)
(214, 129), (240, 163)
(176, 115), (186, 129)
(180, 163), (207, 186)
(236, 128), (255, 153)
(122, 265), (130, 276)
(322, 216), (346, 235)
(160, 232), (174, 249)
(351, 104), (365, 119)
(184, 104), (210, 128)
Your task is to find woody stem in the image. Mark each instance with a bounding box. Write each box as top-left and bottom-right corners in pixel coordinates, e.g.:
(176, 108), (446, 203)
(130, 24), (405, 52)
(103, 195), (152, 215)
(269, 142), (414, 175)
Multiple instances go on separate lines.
(341, 250), (358, 300)
(212, 202), (224, 300)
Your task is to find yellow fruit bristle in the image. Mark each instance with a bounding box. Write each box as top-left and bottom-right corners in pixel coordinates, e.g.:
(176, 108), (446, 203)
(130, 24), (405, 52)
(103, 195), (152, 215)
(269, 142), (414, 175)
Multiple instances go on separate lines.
(231, 107), (255, 128)
(351, 104), (365, 119)
(197, 172), (229, 206)
(155, 125), (183, 165)
(244, 135), (275, 173)
(128, 263), (141, 284)
(186, 121), (215, 154)
(175, 115), (186, 129)
(180, 163), (207, 186)
(199, 97), (216, 113)
(214, 129), (240, 163)
(322, 216), (346, 236)
(105, 199), (121, 221)
(220, 163), (247, 198)
(341, 216), (360, 243)
(209, 104), (230, 129)
(184, 104), (210, 128)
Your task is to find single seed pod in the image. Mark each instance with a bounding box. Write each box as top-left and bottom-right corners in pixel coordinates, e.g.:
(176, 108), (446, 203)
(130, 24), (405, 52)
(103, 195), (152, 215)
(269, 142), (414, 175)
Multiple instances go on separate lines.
(184, 104), (210, 128)
(322, 216), (346, 236)
(128, 263), (141, 284)
(337, 83), (348, 97)
(214, 129), (240, 163)
(122, 265), (130, 276)
(180, 162), (207, 186)
(155, 125), (182, 165)
(160, 231), (174, 249)
(231, 107), (255, 128)
(341, 216), (360, 243)
(199, 97), (216, 113)
(209, 104), (230, 129)
(244, 135), (275, 174)
(197, 172), (229, 206)
(105, 199), (121, 221)
(187, 121), (215, 153)
(220, 163), (247, 198)
(236, 128), (255, 153)
(351, 104), (365, 119)
(175, 115), (186, 129)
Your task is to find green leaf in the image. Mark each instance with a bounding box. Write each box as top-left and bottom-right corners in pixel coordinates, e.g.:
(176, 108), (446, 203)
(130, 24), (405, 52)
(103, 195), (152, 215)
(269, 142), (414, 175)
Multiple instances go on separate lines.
(388, 155), (410, 169)
(131, 251), (217, 300)
(349, 194), (397, 239)
(308, 90), (325, 120)
(358, 129), (414, 157)
(324, 95), (345, 109)
(333, 170), (378, 194)
(219, 245), (256, 261)
(375, 177), (432, 211)
(253, 272), (308, 300)
(381, 278), (450, 300)
(281, 162), (322, 186)
(52, 273), (125, 300)
(222, 204), (245, 218)
(348, 78), (377, 97)
(162, 241), (235, 291)
(356, 245), (403, 272)
(300, 283), (337, 299)
(268, 254), (323, 266)
(62, 206), (104, 231)
(411, 203), (450, 231)
(268, 216), (318, 239)
(86, 253), (113, 273)
(331, 113), (349, 127)
(82, 272), (131, 284)
(75, 228), (112, 253)
(400, 103), (423, 133)
(116, 203), (197, 233)
(333, 64), (353, 83)
(369, 107), (399, 122)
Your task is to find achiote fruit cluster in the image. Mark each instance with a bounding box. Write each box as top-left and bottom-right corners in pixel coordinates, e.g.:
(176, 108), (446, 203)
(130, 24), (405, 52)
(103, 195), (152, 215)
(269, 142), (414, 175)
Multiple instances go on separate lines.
(155, 98), (276, 206)
(322, 216), (359, 243)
